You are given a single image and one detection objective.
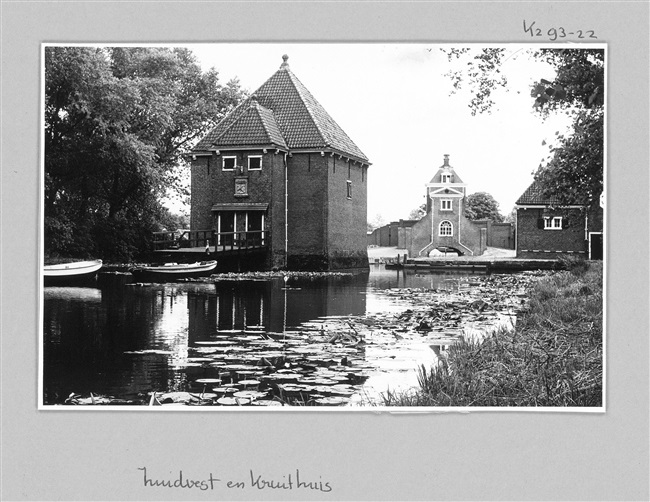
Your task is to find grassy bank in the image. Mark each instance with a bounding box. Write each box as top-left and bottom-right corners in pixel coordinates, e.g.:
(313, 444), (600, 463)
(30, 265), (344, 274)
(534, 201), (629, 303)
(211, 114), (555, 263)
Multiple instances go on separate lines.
(382, 260), (603, 407)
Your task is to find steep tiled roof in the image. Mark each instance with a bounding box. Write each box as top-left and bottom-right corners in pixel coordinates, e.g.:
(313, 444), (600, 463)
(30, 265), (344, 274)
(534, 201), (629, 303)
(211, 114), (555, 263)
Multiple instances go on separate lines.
(516, 180), (561, 205)
(193, 56), (369, 163)
(212, 100), (288, 149)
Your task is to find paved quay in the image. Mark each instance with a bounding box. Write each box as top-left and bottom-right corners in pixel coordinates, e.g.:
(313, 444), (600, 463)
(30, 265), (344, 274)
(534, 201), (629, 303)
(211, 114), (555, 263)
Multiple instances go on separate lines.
(367, 246), (561, 272)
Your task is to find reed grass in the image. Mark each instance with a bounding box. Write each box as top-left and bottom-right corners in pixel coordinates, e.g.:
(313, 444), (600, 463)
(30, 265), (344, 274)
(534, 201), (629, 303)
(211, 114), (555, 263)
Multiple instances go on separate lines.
(382, 261), (603, 407)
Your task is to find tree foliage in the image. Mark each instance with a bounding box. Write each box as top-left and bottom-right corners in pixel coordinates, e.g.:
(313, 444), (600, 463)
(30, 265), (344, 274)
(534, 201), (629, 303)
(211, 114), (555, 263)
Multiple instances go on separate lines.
(408, 203), (427, 220)
(44, 47), (245, 260)
(441, 47), (604, 208)
(464, 192), (504, 222)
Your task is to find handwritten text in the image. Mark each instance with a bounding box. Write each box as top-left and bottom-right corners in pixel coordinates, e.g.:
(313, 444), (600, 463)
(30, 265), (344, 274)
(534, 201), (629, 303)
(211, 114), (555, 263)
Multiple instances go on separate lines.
(523, 20), (598, 41)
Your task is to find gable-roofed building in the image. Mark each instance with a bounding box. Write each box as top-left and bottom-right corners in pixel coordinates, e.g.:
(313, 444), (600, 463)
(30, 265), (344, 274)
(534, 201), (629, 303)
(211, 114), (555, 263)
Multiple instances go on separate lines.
(190, 55), (370, 270)
(514, 180), (603, 259)
(407, 155), (487, 257)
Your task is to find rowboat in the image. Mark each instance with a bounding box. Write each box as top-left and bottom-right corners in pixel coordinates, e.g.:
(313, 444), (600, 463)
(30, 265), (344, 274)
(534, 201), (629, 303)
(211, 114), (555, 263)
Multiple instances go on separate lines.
(130, 260), (217, 282)
(44, 259), (103, 286)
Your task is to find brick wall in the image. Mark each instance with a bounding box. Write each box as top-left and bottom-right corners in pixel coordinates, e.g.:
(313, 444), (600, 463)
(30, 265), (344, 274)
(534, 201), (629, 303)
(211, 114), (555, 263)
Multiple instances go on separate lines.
(192, 150), (369, 271)
(409, 211), (433, 256)
(190, 150), (287, 268)
(190, 156), (215, 231)
(516, 207), (586, 258)
(326, 155), (369, 269)
(286, 153), (328, 269)
(489, 222), (515, 249)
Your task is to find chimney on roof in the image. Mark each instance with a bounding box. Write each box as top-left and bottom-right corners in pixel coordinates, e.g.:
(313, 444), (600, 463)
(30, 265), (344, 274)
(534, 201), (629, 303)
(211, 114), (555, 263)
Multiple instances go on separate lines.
(280, 54), (289, 69)
(443, 154), (450, 167)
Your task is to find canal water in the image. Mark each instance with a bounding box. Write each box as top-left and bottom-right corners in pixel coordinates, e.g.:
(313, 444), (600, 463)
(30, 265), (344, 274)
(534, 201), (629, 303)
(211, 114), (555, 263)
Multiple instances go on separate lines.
(42, 265), (492, 407)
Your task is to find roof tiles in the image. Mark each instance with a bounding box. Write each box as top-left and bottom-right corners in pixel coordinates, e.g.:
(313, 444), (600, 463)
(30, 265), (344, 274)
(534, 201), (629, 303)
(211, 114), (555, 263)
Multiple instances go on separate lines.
(516, 180), (561, 205)
(193, 57), (369, 163)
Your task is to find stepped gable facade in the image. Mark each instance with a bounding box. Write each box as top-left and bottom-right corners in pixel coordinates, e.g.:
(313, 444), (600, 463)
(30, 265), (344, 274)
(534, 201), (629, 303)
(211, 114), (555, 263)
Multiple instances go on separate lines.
(190, 55), (370, 270)
(407, 155), (487, 257)
(515, 180), (603, 259)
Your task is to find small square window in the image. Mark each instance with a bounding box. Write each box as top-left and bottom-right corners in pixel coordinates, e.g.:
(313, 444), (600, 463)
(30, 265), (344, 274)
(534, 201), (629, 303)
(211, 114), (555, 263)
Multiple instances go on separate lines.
(222, 156), (236, 171)
(248, 156), (262, 170)
(441, 199), (452, 211)
(441, 173), (452, 183)
(347, 180), (352, 199)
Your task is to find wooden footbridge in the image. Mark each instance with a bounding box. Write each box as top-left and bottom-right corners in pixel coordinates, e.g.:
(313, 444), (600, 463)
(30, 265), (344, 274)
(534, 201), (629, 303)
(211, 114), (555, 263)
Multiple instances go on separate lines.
(152, 229), (269, 260)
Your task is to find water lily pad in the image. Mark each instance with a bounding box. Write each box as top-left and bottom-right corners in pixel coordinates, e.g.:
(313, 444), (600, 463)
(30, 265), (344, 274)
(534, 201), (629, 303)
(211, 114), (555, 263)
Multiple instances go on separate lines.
(233, 390), (267, 400)
(216, 397), (237, 406)
(328, 388), (356, 396)
(212, 387), (237, 396)
(251, 400), (283, 406)
(158, 391), (194, 403)
(265, 372), (301, 381)
(195, 378), (222, 384)
(238, 379), (260, 387)
(314, 396), (349, 405)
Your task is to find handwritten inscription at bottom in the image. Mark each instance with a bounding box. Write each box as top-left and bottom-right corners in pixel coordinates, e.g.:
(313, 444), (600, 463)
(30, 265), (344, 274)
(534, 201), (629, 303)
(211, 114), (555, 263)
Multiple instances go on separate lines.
(138, 467), (333, 493)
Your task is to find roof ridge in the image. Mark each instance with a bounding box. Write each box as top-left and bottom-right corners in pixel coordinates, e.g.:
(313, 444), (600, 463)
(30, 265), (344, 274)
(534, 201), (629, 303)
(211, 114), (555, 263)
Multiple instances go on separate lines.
(253, 102), (278, 145)
(283, 69), (329, 148)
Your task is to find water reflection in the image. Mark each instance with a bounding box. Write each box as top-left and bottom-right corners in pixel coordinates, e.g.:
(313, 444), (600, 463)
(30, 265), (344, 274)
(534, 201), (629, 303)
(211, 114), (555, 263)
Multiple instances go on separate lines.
(43, 267), (492, 406)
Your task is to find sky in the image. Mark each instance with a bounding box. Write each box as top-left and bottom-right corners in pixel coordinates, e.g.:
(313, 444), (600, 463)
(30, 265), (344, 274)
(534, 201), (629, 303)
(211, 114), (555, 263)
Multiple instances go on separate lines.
(183, 43), (572, 224)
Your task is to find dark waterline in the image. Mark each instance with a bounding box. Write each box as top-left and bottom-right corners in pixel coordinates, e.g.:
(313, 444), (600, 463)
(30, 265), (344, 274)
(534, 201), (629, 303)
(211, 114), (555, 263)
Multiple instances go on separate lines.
(42, 266), (474, 405)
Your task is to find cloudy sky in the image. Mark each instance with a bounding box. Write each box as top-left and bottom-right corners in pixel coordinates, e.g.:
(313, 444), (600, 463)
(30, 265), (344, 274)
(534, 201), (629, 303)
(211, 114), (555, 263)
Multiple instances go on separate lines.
(185, 43), (572, 223)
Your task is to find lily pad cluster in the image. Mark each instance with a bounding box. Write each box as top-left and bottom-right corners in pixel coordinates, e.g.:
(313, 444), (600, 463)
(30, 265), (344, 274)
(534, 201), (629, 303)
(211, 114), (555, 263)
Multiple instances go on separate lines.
(62, 271), (552, 407)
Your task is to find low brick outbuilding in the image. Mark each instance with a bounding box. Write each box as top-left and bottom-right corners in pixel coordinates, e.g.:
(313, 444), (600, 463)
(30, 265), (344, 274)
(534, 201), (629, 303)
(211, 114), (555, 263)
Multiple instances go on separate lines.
(515, 181), (603, 259)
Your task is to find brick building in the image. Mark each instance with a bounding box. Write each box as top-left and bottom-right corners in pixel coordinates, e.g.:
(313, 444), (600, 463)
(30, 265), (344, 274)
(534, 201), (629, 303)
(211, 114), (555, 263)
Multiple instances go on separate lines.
(189, 55), (370, 270)
(515, 180), (603, 259)
(407, 155), (487, 257)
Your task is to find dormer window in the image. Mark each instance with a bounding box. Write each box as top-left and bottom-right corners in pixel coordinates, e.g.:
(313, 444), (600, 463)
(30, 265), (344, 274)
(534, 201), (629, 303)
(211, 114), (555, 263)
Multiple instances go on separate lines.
(441, 173), (452, 183)
(248, 155), (262, 171)
(222, 156), (236, 171)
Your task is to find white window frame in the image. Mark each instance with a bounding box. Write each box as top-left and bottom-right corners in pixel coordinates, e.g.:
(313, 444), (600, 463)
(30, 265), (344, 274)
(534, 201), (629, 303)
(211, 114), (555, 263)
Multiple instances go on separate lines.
(439, 220), (453, 236)
(441, 173), (452, 183)
(222, 156), (236, 171)
(346, 180), (352, 199)
(544, 216), (563, 230)
(248, 155), (262, 171)
(440, 199), (452, 211)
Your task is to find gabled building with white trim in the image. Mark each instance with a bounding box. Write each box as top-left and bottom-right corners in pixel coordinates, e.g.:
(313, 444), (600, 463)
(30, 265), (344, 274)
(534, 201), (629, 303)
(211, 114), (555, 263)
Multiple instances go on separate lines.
(408, 155), (487, 257)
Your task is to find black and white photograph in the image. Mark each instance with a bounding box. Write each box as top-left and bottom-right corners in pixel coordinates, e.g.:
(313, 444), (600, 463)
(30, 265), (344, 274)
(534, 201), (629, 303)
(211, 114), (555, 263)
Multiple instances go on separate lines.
(41, 43), (605, 410)
(3, 1), (649, 500)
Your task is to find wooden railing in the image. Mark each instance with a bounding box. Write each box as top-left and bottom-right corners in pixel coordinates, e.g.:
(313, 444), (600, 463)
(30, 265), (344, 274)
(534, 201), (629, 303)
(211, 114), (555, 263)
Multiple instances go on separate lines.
(153, 229), (268, 252)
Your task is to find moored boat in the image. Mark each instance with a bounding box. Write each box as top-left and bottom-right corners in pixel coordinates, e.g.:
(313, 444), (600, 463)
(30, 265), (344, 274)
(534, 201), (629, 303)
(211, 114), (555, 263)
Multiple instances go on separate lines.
(44, 259), (103, 286)
(130, 260), (217, 282)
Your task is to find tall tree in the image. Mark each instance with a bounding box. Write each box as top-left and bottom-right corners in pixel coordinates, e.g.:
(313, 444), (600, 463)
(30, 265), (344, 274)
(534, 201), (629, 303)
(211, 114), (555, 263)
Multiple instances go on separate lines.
(44, 47), (245, 260)
(442, 48), (604, 208)
(464, 192), (504, 222)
